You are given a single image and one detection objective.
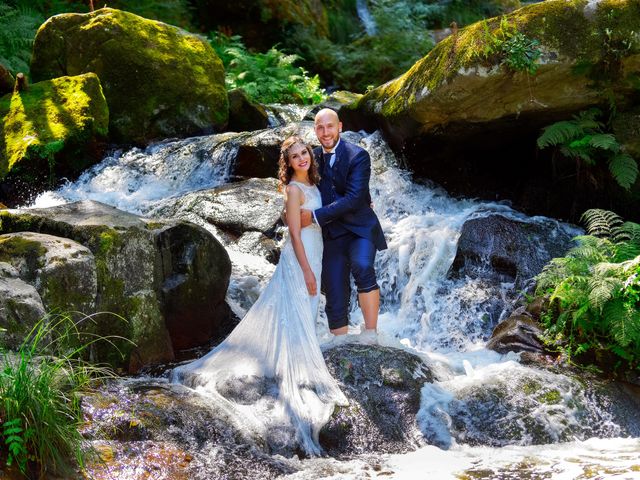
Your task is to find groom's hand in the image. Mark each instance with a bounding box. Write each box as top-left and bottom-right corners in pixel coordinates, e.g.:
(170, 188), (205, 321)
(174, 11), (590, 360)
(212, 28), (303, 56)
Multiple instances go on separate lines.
(300, 209), (313, 228)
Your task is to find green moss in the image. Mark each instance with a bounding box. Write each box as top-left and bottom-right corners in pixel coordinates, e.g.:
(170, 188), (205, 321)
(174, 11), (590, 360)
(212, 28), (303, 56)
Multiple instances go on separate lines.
(0, 73), (108, 182)
(0, 236), (46, 263)
(31, 8), (228, 144)
(537, 389), (562, 404)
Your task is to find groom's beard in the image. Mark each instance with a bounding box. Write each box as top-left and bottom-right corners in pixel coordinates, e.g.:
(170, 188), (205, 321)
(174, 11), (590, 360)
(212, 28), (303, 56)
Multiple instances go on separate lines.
(320, 135), (339, 151)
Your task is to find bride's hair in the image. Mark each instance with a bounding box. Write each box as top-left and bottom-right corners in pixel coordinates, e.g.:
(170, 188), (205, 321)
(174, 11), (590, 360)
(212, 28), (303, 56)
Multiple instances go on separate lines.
(278, 136), (320, 191)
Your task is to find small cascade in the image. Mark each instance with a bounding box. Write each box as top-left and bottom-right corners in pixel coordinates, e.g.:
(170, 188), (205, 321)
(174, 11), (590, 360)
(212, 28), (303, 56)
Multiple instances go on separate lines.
(357, 0), (377, 36)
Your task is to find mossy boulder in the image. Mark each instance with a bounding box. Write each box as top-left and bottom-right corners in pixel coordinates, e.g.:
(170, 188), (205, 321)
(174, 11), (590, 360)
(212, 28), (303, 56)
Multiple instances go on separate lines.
(0, 200), (232, 371)
(344, 0), (640, 221)
(0, 73), (108, 202)
(0, 262), (46, 349)
(350, 0), (640, 142)
(31, 8), (228, 144)
(0, 232), (97, 315)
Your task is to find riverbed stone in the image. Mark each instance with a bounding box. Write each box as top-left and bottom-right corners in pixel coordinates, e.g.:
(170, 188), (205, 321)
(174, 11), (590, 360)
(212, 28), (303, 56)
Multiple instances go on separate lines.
(320, 344), (433, 455)
(0, 200), (231, 371)
(227, 88), (270, 133)
(31, 8), (228, 144)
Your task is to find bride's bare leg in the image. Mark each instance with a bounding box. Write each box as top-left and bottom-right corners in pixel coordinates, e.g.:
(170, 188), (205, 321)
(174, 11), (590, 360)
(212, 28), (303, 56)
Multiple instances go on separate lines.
(359, 289), (379, 331)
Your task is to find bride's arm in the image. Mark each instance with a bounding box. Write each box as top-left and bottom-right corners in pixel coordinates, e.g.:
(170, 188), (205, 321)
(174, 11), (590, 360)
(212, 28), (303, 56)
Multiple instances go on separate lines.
(285, 185), (317, 296)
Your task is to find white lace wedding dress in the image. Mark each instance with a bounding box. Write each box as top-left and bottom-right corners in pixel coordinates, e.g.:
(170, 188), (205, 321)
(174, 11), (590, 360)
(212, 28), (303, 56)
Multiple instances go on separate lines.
(171, 181), (348, 455)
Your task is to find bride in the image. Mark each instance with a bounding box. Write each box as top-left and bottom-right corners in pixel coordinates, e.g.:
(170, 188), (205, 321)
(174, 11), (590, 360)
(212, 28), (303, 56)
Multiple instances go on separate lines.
(171, 136), (348, 455)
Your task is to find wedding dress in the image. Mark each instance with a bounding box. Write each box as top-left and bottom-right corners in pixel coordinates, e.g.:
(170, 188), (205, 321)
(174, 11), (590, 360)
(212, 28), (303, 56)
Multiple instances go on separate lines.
(171, 181), (348, 455)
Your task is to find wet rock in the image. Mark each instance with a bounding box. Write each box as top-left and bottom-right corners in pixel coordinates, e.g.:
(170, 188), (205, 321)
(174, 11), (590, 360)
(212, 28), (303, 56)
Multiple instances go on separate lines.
(486, 314), (545, 354)
(0, 200), (231, 371)
(236, 231), (281, 264)
(0, 262), (46, 349)
(320, 344), (433, 456)
(31, 8), (227, 144)
(227, 89), (270, 132)
(153, 178), (284, 237)
(82, 381), (299, 480)
(449, 213), (576, 287)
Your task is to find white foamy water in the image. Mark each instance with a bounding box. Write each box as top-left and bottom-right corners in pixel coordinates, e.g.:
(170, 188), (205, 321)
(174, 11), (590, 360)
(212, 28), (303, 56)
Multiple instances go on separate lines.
(26, 126), (638, 475)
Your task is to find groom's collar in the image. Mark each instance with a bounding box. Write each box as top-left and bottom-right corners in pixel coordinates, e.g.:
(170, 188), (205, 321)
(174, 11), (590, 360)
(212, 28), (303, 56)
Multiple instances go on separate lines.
(322, 138), (341, 155)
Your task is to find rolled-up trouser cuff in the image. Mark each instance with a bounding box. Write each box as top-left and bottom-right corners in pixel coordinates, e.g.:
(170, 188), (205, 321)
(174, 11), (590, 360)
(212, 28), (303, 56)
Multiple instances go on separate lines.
(328, 316), (349, 330)
(357, 283), (380, 294)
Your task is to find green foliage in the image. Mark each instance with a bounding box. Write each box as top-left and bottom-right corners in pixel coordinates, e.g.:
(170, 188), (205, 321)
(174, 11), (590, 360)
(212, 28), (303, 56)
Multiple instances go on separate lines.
(106, 0), (193, 30)
(538, 108), (639, 190)
(0, 4), (44, 75)
(536, 209), (640, 370)
(209, 32), (326, 105)
(478, 16), (541, 75)
(424, 0), (521, 28)
(290, 0), (434, 92)
(0, 312), (120, 477)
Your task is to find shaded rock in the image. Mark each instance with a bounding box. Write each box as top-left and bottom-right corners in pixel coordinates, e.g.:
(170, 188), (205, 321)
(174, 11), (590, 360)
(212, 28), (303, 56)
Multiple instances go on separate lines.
(227, 89), (269, 132)
(31, 8), (227, 144)
(0, 73), (108, 205)
(0, 200), (231, 371)
(486, 314), (545, 354)
(235, 231), (280, 264)
(320, 344), (433, 456)
(0, 64), (14, 96)
(152, 177), (284, 236)
(0, 262), (46, 349)
(0, 231), (96, 316)
(302, 90), (362, 122)
(449, 213), (576, 287)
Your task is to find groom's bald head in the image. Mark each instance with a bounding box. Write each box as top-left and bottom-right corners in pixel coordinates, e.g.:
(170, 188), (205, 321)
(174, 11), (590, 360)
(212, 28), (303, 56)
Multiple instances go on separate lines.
(314, 108), (342, 151)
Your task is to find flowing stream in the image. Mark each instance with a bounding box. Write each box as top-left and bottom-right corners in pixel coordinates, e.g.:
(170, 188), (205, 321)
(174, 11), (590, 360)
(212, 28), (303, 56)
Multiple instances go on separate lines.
(28, 115), (640, 478)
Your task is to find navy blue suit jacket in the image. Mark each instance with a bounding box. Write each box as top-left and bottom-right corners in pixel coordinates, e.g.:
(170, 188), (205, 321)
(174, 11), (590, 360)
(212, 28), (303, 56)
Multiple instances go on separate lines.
(314, 139), (387, 251)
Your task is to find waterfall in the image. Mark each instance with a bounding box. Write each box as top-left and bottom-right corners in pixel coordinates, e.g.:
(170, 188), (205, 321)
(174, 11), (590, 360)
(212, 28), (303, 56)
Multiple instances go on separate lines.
(27, 124), (639, 475)
(357, 0), (377, 36)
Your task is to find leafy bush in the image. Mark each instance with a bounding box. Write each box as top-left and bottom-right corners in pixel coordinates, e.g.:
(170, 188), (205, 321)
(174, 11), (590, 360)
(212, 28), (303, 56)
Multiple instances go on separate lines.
(0, 312), (119, 477)
(0, 4), (44, 75)
(538, 108), (639, 190)
(536, 209), (640, 370)
(478, 16), (541, 75)
(209, 32), (326, 105)
(424, 0), (521, 29)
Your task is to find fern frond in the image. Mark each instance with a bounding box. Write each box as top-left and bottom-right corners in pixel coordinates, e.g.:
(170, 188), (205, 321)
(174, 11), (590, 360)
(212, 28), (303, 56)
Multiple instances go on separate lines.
(569, 235), (614, 263)
(537, 121), (583, 148)
(588, 275), (623, 310)
(574, 107), (603, 128)
(608, 153), (638, 190)
(604, 299), (640, 347)
(580, 209), (623, 238)
(588, 133), (619, 151)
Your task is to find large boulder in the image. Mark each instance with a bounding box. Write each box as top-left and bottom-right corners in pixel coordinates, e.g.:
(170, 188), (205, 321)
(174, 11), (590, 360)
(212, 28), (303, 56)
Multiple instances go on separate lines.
(227, 88), (270, 133)
(0, 200), (232, 371)
(0, 262), (46, 349)
(320, 344), (433, 456)
(0, 73), (108, 204)
(31, 8), (228, 144)
(345, 0), (640, 221)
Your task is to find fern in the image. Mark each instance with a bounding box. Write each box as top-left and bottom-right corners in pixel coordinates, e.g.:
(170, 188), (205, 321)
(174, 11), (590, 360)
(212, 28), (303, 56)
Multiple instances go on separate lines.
(581, 209), (623, 238)
(538, 109), (638, 190)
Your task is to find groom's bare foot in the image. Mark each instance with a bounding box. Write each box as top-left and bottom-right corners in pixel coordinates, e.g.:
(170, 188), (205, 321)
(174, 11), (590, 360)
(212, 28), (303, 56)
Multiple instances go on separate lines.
(330, 326), (348, 335)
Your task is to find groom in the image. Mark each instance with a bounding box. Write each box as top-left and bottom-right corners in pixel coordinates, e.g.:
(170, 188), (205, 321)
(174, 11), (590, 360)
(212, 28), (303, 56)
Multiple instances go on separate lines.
(301, 108), (387, 340)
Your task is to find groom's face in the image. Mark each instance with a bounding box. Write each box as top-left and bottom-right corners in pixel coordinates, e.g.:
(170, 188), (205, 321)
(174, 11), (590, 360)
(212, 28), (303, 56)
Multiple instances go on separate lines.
(314, 113), (342, 151)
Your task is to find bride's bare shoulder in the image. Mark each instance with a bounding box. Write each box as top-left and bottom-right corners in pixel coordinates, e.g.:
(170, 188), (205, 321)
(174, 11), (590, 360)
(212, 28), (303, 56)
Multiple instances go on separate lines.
(284, 183), (305, 204)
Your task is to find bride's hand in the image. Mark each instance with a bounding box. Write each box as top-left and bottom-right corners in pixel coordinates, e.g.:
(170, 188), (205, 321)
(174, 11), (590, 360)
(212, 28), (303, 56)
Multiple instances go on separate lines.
(304, 269), (317, 296)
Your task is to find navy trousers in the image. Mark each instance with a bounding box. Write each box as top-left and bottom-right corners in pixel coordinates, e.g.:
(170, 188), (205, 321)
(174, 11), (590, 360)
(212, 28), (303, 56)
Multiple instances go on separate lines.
(322, 231), (379, 330)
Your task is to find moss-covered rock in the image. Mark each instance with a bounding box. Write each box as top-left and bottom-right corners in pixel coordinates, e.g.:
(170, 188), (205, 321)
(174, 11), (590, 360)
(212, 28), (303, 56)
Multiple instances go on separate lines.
(352, 0), (640, 138)
(0, 232), (96, 316)
(0, 200), (232, 371)
(0, 73), (108, 195)
(0, 262), (46, 349)
(31, 8), (228, 144)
